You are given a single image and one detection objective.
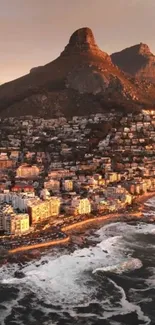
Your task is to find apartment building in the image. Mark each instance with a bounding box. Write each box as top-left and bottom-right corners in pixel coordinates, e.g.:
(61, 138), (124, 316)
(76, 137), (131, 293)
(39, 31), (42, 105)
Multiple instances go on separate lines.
(16, 164), (40, 178)
(1, 204), (29, 234)
(0, 192), (35, 212)
(62, 179), (73, 192)
(3, 213), (29, 235)
(28, 197), (60, 224)
(71, 197), (91, 215)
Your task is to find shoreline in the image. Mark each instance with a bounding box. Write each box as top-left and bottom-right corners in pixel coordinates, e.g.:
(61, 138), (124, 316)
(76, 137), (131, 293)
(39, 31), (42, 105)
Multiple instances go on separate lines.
(133, 191), (155, 205)
(8, 236), (70, 254)
(7, 191), (155, 254)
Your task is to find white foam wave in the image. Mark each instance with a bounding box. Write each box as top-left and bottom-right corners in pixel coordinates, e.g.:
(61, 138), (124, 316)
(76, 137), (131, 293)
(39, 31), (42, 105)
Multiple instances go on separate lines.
(96, 222), (155, 240)
(0, 221), (153, 323)
(93, 258), (143, 275)
(2, 235), (126, 304)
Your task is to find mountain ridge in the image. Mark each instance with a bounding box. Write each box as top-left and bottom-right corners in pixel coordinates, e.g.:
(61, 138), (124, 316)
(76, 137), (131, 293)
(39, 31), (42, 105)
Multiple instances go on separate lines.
(0, 28), (155, 118)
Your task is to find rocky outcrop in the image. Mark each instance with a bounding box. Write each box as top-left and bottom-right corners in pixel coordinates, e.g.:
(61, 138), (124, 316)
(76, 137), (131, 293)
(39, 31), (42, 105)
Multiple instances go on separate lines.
(61, 27), (111, 62)
(0, 29), (155, 118)
(111, 43), (155, 83)
(30, 66), (43, 73)
(66, 64), (110, 94)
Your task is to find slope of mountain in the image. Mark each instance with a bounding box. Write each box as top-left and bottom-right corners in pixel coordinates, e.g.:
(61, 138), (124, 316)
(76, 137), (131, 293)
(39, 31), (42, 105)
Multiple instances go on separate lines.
(111, 43), (155, 83)
(0, 29), (155, 118)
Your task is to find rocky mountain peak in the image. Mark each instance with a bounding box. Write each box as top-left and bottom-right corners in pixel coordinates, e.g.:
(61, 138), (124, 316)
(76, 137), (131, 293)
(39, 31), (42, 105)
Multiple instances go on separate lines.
(61, 27), (109, 59)
(68, 27), (96, 48)
(111, 43), (152, 60)
(134, 43), (152, 56)
(111, 42), (155, 82)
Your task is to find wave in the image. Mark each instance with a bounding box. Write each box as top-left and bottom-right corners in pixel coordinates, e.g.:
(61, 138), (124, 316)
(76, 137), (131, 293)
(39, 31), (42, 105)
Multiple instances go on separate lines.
(96, 222), (155, 243)
(93, 258), (143, 275)
(0, 234), (128, 306)
(107, 278), (150, 325)
(0, 221), (154, 324)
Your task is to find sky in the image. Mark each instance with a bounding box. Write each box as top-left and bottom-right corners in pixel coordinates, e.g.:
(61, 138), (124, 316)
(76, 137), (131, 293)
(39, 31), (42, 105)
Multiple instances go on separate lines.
(0, 0), (155, 83)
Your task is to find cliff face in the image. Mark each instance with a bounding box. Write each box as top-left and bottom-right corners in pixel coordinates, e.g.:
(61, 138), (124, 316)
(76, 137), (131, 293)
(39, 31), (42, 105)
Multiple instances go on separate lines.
(0, 29), (155, 118)
(111, 43), (155, 83)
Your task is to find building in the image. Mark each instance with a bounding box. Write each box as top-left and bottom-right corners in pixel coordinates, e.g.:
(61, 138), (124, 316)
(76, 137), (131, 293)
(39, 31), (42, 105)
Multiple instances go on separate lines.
(0, 160), (15, 169)
(0, 192), (35, 212)
(101, 157), (112, 172)
(12, 184), (35, 193)
(10, 151), (19, 160)
(3, 213), (29, 235)
(105, 172), (121, 183)
(44, 180), (60, 192)
(12, 193), (36, 212)
(62, 179), (73, 192)
(71, 197), (91, 215)
(28, 197), (60, 224)
(0, 210), (3, 231)
(16, 164), (40, 178)
(40, 189), (50, 200)
(48, 169), (72, 179)
(49, 197), (60, 216)
(1, 204), (29, 234)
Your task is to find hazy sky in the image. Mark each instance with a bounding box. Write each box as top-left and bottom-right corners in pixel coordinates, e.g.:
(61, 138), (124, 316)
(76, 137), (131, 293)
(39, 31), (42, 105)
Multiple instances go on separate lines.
(0, 0), (155, 83)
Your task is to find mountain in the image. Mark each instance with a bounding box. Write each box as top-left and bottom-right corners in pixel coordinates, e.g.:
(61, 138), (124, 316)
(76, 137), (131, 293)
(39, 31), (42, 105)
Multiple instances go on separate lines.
(0, 29), (155, 118)
(111, 43), (155, 83)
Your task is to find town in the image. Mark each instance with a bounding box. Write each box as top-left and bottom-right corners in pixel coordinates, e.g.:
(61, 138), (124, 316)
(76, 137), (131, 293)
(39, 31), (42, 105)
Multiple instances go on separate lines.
(0, 109), (155, 251)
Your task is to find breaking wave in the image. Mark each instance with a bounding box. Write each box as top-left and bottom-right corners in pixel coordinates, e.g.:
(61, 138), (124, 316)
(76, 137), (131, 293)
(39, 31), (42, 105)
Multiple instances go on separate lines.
(93, 258), (143, 275)
(1, 220), (155, 324)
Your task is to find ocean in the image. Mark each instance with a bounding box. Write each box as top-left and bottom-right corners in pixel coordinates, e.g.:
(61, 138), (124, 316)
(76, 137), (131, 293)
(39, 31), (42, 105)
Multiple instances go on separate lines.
(0, 198), (155, 325)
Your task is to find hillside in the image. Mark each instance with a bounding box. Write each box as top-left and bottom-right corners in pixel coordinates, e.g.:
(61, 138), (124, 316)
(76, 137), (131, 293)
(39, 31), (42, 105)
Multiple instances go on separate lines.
(0, 29), (155, 118)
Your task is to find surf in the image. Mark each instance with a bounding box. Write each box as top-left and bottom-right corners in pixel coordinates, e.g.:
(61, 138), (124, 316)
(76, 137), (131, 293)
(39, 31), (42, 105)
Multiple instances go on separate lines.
(93, 258), (143, 275)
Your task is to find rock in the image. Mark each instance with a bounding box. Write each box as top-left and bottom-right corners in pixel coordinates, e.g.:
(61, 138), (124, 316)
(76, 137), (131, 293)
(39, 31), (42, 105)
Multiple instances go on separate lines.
(61, 27), (111, 61)
(14, 271), (25, 279)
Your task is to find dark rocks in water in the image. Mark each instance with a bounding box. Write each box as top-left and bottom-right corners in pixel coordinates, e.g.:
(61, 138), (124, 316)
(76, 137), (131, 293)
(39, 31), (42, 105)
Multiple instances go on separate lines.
(14, 271), (25, 279)
(41, 260), (48, 265)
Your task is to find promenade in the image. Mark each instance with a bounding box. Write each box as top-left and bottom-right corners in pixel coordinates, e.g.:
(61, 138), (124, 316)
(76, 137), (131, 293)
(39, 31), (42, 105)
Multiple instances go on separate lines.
(8, 211), (142, 254)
